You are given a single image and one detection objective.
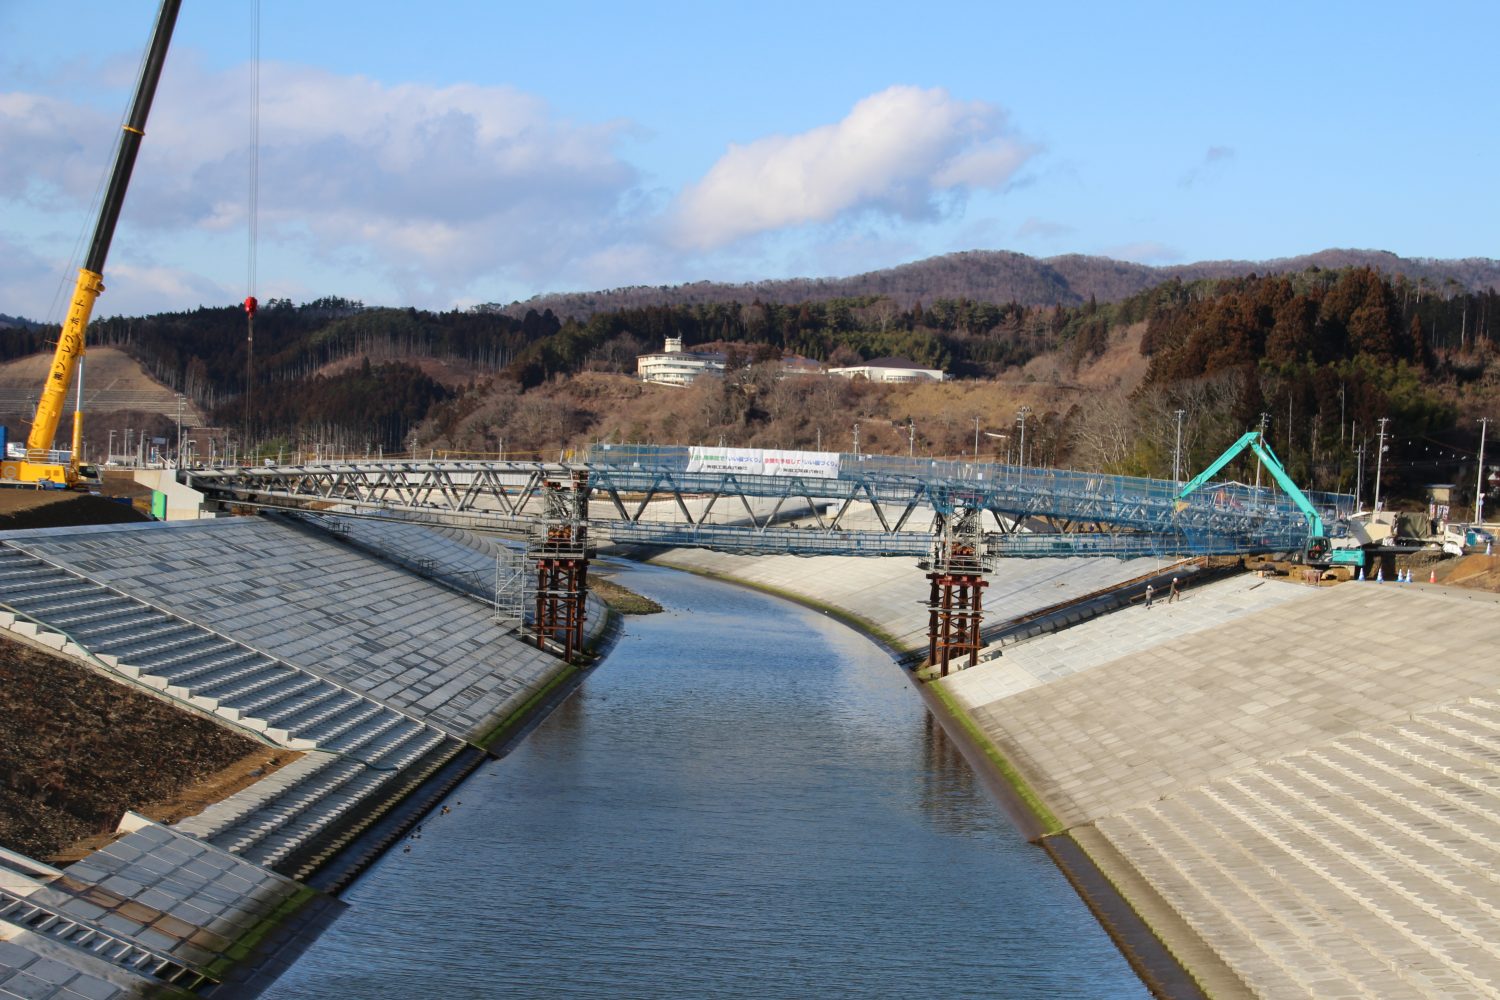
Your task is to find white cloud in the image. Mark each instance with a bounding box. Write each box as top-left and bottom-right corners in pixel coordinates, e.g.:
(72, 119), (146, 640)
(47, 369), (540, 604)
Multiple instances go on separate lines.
(2, 64), (1042, 316)
(671, 86), (1038, 250)
(1, 56), (642, 312)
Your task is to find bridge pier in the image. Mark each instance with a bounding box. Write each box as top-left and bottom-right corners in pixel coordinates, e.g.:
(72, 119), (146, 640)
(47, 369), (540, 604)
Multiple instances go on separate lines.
(529, 473), (591, 663)
(922, 510), (988, 678)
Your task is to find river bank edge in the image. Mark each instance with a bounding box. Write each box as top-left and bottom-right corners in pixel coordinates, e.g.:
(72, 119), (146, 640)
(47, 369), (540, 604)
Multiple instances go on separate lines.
(627, 548), (1219, 1000)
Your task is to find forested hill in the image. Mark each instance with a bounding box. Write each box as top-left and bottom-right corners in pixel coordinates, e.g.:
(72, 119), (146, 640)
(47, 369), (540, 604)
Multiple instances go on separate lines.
(489, 248), (1500, 322)
(1, 263), (1495, 487)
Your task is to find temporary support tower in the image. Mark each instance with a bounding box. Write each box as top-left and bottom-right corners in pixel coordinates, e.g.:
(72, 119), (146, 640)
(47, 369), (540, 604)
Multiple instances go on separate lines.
(529, 471), (591, 662)
(923, 508), (988, 677)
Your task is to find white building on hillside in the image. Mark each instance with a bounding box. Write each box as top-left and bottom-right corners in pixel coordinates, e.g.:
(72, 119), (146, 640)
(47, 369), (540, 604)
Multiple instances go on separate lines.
(636, 337), (728, 386)
(828, 356), (944, 383)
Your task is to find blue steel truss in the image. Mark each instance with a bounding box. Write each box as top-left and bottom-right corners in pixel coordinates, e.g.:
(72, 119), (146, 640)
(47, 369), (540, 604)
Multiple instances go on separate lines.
(181, 444), (1353, 560)
(584, 443), (1352, 556)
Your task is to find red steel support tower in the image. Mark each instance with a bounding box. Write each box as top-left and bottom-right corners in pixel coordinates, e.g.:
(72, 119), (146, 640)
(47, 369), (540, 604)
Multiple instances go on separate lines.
(923, 509), (988, 677)
(530, 471), (591, 663)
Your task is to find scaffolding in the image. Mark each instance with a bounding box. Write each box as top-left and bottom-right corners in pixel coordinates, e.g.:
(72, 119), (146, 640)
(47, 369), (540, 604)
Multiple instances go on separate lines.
(493, 546), (532, 634)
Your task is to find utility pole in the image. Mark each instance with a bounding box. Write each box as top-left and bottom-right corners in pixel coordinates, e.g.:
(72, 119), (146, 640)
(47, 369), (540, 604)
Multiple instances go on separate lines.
(1354, 440), (1364, 512)
(1286, 394), (1293, 462)
(1173, 408), (1186, 483)
(175, 393), (185, 467)
(1374, 417), (1389, 512)
(908, 419), (915, 458)
(1477, 417), (1491, 524)
(973, 416), (980, 463)
(853, 421), (860, 458)
(1254, 412), (1269, 492)
(1017, 405), (1032, 468)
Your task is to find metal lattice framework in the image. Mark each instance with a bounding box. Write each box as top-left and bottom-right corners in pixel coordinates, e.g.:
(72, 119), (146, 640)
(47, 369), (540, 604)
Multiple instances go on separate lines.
(183, 444), (1354, 562)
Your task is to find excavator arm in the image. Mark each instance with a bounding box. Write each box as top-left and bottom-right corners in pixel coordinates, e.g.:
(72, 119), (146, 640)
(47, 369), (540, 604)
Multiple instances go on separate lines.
(1176, 429), (1329, 558)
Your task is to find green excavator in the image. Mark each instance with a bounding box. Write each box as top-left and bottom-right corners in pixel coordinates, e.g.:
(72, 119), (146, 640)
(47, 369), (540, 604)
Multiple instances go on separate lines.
(1177, 430), (1362, 567)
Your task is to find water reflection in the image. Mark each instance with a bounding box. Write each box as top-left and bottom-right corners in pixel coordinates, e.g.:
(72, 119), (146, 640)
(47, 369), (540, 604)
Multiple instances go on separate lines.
(916, 711), (993, 839)
(266, 562), (1146, 1000)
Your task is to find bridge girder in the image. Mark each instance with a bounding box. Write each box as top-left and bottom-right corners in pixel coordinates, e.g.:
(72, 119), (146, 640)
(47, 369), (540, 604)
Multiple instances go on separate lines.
(183, 452), (1342, 561)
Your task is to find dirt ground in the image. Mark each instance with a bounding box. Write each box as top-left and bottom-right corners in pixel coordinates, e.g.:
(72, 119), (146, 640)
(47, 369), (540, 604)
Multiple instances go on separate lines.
(0, 489), (148, 530)
(1431, 552), (1500, 592)
(0, 637), (294, 862)
(0, 346), (204, 421)
(0, 485), (300, 863)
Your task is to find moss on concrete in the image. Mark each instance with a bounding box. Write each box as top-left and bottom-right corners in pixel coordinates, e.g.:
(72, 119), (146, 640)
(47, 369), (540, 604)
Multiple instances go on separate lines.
(474, 662), (579, 750)
(927, 679), (1064, 835)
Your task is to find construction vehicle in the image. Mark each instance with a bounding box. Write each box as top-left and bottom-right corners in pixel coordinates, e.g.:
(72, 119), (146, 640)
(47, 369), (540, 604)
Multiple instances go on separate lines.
(1441, 522), (1495, 557)
(1177, 430), (1362, 567)
(0, 0), (181, 488)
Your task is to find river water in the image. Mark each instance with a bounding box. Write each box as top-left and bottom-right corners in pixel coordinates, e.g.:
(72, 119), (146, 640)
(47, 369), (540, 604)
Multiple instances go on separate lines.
(266, 561), (1146, 999)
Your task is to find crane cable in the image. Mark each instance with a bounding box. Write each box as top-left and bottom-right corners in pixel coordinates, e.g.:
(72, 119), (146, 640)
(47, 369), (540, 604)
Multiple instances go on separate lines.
(243, 0), (261, 450)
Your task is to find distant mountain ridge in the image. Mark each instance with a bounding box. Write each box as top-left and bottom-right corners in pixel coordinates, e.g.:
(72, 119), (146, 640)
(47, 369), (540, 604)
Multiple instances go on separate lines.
(495, 248), (1500, 321)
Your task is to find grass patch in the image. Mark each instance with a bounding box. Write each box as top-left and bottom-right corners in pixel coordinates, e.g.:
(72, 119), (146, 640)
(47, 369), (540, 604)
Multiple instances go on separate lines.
(590, 576), (663, 614)
(927, 680), (1063, 835)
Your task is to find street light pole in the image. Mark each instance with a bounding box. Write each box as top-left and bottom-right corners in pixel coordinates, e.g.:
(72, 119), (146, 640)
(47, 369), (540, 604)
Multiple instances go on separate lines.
(984, 432), (1010, 472)
(1477, 417), (1491, 524)
(1173, 408), (1186, 483)
(1016, 406), (1032, 467)
(1374, 417), (1389, 512)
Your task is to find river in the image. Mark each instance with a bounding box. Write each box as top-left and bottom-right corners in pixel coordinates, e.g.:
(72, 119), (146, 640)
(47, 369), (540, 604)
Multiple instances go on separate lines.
(265, 560), (1147, 998)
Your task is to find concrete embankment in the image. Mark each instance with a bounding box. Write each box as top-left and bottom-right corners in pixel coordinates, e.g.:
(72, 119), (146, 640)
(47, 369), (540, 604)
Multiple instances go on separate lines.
(645, 545), (1500, 999)
(0, 514), (603, 996)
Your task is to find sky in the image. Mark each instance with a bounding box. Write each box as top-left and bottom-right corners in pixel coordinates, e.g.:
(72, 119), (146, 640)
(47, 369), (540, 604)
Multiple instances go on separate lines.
(2, 1), (1497, 322)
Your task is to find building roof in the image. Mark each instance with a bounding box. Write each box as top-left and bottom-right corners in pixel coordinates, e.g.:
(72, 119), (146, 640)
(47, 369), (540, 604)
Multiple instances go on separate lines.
(861, 356), (929, 370)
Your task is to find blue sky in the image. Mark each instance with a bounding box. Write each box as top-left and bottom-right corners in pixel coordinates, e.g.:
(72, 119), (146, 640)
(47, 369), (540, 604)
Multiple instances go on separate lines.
(2, 1), (1496, 320)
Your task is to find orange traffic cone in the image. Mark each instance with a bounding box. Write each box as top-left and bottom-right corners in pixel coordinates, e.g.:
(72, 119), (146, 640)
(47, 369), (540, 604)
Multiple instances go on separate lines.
(1429, 568), (1437, 584)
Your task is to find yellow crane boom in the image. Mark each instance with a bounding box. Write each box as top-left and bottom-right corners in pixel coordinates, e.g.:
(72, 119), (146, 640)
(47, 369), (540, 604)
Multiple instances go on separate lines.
(3, 0), (181, 487)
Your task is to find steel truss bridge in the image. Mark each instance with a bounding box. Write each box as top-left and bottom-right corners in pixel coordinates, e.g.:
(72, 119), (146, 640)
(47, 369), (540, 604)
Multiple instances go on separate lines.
(182, 443), (1353, 564)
